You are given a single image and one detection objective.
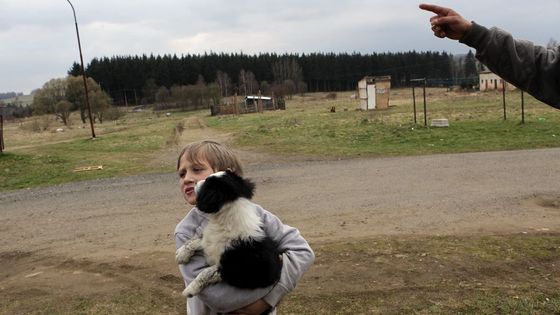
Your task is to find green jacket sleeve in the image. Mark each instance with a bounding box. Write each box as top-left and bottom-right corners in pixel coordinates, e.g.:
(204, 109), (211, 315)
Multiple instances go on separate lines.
(460, 22), (560, 108)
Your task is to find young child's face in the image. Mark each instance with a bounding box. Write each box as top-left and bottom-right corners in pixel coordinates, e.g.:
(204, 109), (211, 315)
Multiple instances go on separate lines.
(177, 154), (215, 205)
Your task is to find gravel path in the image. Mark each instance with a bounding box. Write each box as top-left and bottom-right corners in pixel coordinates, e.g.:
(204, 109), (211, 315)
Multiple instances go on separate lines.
(1, 148), (559, 260)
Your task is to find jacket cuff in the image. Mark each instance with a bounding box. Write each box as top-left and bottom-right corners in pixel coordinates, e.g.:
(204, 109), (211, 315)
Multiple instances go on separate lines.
(460, 21), (488, 49)
(262, 282), (290, 308)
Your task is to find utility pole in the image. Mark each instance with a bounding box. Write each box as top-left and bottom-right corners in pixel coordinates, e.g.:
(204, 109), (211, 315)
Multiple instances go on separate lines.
(66, 0), (96, 138)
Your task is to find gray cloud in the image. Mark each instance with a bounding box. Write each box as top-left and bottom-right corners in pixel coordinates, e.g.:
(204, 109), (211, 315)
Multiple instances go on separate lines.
(1, 0), (559, 93)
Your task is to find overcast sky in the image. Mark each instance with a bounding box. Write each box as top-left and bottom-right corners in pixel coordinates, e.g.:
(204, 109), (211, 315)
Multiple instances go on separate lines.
(1, 0), (559, 94)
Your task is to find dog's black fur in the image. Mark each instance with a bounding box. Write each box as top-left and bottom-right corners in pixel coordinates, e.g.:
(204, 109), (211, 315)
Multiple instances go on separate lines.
(195, 170), (282, 289)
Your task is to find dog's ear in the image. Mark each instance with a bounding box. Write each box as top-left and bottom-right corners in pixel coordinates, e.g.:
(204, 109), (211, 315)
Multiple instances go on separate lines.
(225, 170), (255, 200)
(240, 177), (255, 199)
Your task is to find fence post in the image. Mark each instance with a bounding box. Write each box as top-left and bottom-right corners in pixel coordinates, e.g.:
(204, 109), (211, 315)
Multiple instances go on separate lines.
(410, 78), (427, 126)
(502, 80), (507, 120)
(521, 90), (525, 124)
(412, 86), (417, 124)
(0, 114), (4, 153)
(423, 79), (427, 127)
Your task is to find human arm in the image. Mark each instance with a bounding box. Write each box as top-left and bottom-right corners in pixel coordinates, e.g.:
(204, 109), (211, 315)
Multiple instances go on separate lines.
(225, 207), (315, 315)
(257, 206), (315, 308)
(175, 209), (276, 313)
(420, 3), (560, 108)
(175, 206), (314, 313)
(460, 22), (560, 108)
(226, 206), (315, 314)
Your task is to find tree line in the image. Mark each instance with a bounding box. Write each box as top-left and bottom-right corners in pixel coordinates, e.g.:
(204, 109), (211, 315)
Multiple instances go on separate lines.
(20, 50), (477, 124)
(69, 51), (477, 105)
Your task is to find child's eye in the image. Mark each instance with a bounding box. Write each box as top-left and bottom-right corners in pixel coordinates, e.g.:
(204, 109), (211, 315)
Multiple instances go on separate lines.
(192, 165), (207, 173)
(178, 171), (186, 178)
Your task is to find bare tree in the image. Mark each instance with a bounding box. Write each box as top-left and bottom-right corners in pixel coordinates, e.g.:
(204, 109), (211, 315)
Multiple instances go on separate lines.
(272, 58), (305, 94)
(89, 89), (112, 123)
(216, 70), (232, 97)
(238, 69), (247, 96)
(260, 81), (271, 95)
(547, 38), (559, 49)
(283, 79), (296, 99)
(272, 58), (303, 84)
(54, 100), (72, 125)
(238, 69), (259, 96)
(155, 86), (171, 103)
(66, 76), (104, 123)
(246, 71), (259, 95)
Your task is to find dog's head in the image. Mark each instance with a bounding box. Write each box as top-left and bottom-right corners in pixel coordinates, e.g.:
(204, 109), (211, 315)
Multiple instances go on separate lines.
(195, 170), (255, 214)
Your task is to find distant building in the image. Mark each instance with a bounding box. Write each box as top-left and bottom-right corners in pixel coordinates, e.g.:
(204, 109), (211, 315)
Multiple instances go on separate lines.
(357, 76), (391, 110)
(211, 94), (282, 116)
(244, 95), (274, 111)
(479, 66), (516, 91)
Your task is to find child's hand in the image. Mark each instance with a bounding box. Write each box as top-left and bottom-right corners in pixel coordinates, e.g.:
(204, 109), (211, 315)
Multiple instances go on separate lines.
(227, 299), (271, 315)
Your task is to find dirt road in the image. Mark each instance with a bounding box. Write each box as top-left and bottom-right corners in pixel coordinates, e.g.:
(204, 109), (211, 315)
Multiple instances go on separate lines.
(1, 147), (559, 313)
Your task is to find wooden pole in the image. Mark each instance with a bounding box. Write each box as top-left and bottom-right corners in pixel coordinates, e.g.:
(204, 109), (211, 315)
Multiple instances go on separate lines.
(423, 79), (427, 127)
(0, 114), (4, 153)
(521, 90), (525, 124)
(258, 90), (263, 113)
(502, 80), (507, 120)
(412, 86), (417, 124)
(67, 0), (96, 138)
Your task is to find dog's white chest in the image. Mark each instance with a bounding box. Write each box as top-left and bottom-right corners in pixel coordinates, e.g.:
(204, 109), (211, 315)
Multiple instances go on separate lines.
(201, 198), (265, 266)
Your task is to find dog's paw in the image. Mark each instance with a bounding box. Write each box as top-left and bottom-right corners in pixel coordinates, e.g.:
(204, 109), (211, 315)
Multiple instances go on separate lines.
(175, 245), (191, 264)
(182, 284), (200, 298)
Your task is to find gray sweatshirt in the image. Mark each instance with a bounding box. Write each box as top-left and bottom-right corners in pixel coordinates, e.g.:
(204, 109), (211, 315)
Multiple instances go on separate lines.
(460, 22), (560, 108)
(175, 203), (315, 314)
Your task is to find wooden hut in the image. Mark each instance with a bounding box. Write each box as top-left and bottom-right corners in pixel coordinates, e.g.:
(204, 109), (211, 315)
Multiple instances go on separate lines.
(358, 76), (391, 110)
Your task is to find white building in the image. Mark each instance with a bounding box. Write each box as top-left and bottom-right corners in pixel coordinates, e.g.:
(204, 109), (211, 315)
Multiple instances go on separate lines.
(479, 66), (516, 91)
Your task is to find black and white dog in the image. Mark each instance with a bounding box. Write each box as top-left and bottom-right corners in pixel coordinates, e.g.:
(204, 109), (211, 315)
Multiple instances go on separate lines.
(175, 170), (282, 297)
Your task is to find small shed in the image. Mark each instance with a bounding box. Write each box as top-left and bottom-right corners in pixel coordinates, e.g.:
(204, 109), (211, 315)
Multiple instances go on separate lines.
(211, 94), (281, 116)
(244, 95), (274, 111)
(358, 76), (391, 110)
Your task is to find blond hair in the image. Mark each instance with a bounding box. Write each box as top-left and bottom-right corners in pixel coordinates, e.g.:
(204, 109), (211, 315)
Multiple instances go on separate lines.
(177, 140), (244, 176)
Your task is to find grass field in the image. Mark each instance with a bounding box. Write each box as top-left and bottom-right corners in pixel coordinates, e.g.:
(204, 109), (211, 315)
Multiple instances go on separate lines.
(208, 89), (560, 157)
(1, 88), (560, 191)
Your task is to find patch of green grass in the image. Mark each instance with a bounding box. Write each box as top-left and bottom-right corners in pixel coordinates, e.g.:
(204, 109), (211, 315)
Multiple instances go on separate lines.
(2, 89), (560, 191)
(0, 136), (164, 190)
(0, 110), (195, 190)
(208, 91), (560, 157)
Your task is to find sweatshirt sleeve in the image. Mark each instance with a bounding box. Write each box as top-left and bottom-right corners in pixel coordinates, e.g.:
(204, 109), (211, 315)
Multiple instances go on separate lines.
(460, 22), (560, 109)
(259, 206), (315, 307)
(174, 205), (314, 313)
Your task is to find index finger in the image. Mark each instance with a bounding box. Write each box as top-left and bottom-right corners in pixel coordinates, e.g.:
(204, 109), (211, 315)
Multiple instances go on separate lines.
(419, 3), (451, 16)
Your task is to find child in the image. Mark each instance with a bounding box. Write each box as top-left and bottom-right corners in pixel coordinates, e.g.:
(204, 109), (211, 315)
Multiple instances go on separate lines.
(174, 140), (315, 315)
